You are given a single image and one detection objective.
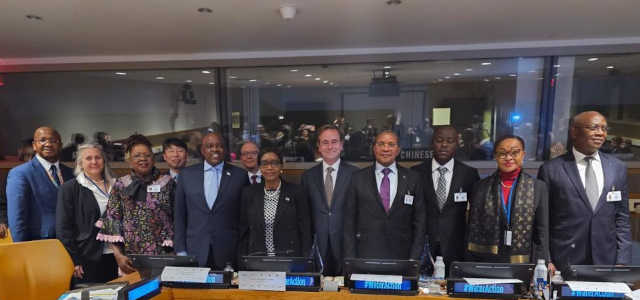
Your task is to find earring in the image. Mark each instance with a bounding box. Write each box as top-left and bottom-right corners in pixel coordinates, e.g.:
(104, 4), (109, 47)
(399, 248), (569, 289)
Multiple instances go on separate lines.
(280, 170), (283, 174)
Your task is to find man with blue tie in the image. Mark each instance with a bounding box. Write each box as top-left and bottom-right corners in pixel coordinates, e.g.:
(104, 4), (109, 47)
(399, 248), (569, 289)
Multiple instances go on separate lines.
(174, 132), (250, 269)
(162, 138), (188, 180)
(7, 126), (74, 242)
(539, 111), (631, 275)
(343, 130), (426, 260)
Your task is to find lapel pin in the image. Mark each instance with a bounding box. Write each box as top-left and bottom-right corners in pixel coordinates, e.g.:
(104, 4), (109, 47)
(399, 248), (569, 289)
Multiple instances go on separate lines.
(226, 172), (231, 176)
(285, 197), (290, 201)
(402, 175), (406, 179)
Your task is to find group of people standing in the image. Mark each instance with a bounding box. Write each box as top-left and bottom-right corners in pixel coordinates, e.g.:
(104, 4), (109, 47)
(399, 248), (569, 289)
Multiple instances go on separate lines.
(1, 110), (630, 287)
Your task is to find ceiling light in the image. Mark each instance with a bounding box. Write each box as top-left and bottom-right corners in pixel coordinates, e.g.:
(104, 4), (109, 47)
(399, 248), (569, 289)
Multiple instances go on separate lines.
(481, 62), (492, 66)
(202, 70), (211, 74)
(484, 79), (490, 82)
(209, 82), (215, 85)
(315, 78), (321, 80)
(26, 15), (42, 20)
(305, 74), (312, 77)
(445, 76), (451, 79)
(553, 65), (561, 68)
(495, 77), (501, 79)
(323, 80), (329, 83)
(186, 80), (192, 83)
(249, 79), (257, 82)
(278, 5), (298, 21)
(438, 79), (443, 81)
(330, 82), (334, 85)
(287, 85), (293, 88)
(383, 66), (392, 69)
(607, 66), (614, 69)
(290, 69), (299, 72)
(198, 7), (212, 13)
(453, 73), (461, 76)
(509, 74), (517, 77)
(229, 76), (237, 79)
(115, 72), (127, 76)
(265, 82), (271, 85)
(156, 77), (164, 80)
(387, 0), (402, 5)
(465, 69), (473, 72)
(588, 58), (598, 61)
(276, 84), (283, 87)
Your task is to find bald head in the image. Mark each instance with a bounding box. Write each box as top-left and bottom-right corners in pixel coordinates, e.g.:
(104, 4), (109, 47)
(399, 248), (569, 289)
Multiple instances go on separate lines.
(32, 126), (62, 163)
(201, 132), (226, 166)
(570, 111), (608, 155)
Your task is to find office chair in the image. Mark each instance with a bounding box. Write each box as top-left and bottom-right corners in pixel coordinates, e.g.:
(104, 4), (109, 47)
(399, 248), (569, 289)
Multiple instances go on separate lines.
(0, 239), (74, 300)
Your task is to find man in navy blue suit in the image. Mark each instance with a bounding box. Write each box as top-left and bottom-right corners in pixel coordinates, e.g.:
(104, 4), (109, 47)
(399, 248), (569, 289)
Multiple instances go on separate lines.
(174, 132), (250, 269)
(7, 126), (74, 242)
(539, 111), (631, 275)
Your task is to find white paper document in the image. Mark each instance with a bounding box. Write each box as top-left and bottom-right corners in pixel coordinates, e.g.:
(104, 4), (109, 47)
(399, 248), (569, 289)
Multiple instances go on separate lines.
(624, 288), (640, 300)
(350, 273), (403, 284)
(566, 281), (631, 294)
(239, 271), (287, 291)
(161, 266), (211, 283)
(463, 278), (523, 285)
(58, 286), (123, 300)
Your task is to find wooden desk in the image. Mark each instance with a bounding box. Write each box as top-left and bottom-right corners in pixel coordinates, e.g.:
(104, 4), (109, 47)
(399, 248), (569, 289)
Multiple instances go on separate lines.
(115, 272), (460, 300)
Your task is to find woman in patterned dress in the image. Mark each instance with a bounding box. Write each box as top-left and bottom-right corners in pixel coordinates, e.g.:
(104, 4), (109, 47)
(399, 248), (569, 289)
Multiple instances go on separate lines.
(238, 148), (312, 268)
(97, 134), (176, 275)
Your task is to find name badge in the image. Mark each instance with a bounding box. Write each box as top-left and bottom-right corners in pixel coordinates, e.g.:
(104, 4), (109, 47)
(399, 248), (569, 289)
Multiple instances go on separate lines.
(454, 192), (468, 202)
(404, 194), (414, 205)
(504, 231), (512, 246)
(607, 191), (622, 202)
(147, 185), (161, 193)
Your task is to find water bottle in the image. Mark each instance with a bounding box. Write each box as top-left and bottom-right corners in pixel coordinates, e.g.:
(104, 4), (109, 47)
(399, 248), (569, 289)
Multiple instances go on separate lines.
(551, 271), (563, 284)
(418, 236), (434, 286)
(434, 256), (445, 280)
(534, 259), (548, 298)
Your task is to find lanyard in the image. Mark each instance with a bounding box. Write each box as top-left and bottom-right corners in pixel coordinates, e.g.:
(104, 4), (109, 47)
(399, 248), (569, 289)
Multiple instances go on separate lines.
(85, 174), (109, 198)
(500, 178), (518, 225)
(46, 167), (63, 190)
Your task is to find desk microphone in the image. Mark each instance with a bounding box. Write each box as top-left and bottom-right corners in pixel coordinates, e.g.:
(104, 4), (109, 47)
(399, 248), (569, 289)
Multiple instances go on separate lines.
(247, 249), (294, 257)
(562, 243), (576, 279)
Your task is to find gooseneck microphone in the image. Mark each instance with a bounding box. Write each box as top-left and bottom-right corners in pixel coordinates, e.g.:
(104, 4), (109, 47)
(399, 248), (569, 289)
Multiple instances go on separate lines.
(247, 249), (294, 257)
(563, 243), (576, 280)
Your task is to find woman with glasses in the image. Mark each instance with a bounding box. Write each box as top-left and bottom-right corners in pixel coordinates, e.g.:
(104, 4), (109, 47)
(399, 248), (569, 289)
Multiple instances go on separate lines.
(238, 148), (312, 266)
(56, 142), (118, 285)
(97, 134), (176, 275)
(465, 135), (549, 264)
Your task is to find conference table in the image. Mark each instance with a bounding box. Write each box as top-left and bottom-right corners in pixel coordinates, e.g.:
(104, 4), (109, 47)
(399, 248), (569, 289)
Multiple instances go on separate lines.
(113, 272), (460, 300)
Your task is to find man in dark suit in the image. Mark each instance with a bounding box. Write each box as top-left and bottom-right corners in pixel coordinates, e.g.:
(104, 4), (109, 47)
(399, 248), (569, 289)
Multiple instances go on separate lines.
(0, 177), (8, 239)
(7, 126), (74, 242)
(240, 141), (261, 185)
(301, 125), (358, 276)
(411, 125), (479, 274)
(174, 132), (250, 269)
(162, 138), (188, 180)
(538, 111), (631, 275)
(343, 130), (427, 260)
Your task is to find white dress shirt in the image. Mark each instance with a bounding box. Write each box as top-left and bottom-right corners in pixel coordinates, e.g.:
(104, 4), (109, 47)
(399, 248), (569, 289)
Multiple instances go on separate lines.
(375, 162), (398, 208)
(572, 147), (604, 199)
(35, 154), (61, 179)
(248, 170), (262, 184)
(432, 158), (455, 198)
(169, 169), (179, 180)
(322, 159), (340, 189)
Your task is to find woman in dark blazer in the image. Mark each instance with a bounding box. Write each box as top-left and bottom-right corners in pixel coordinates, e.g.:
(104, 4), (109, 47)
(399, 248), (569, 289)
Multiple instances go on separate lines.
(238, 148), (312, 267)
(56, 142), (118, 285)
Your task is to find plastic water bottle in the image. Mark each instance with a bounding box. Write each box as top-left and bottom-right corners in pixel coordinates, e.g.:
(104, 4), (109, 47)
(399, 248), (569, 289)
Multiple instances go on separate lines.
(434, 256), (445, 280)
(551, 271), (563, 284)
(534, 259), (548, 298)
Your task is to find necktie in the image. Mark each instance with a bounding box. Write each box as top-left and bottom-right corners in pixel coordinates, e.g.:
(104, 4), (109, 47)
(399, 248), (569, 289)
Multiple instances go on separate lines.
(173, 174), (178, 181)
(50, 165), (61, 187)
(206, 168), (219, 209)
(436, 166), (448, 210)
(584, 156), (599, 211)
(325, 167), (334, 207)
(251, 175), (258, 185)
(380, 168), (392, 213)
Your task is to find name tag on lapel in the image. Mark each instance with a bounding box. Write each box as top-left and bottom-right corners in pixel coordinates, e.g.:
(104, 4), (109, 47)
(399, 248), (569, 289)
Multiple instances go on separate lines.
(147, 185), (161, 193)
(454, 192), (468, 202)
(404, 194), (414, 205)
(607, 191), (622, 202)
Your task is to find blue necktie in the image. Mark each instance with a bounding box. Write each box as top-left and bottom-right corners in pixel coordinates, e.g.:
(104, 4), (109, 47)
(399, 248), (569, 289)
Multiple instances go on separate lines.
(205, 168), (219, 209)
(50, 165), (61, 187)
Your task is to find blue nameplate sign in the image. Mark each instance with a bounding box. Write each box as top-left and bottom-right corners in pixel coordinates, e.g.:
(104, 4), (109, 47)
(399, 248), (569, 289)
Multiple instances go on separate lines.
(453, 282), (516, 295)
(286, 275), (315, 287)
(353, 280), (412, 291)
(560, 286), (625, 299)
(122, 277), (161, 300)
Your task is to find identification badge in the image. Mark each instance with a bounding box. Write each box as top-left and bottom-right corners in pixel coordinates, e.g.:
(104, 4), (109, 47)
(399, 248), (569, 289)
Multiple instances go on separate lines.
(504, 231), (512, 246)
(147, 185), (161, 193)
(404, 194), (414, 205)
(454, 192), (467, 202)
(607, 191), (622, 202)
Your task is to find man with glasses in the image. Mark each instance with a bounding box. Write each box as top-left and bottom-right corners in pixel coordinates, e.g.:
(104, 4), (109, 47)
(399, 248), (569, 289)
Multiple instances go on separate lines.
(539, 111), (631, 275)
(343, 130), (426, 260)
(174, 133), (250, 269)
(7, 126), (74, 242)
(239, 142), (261, 185)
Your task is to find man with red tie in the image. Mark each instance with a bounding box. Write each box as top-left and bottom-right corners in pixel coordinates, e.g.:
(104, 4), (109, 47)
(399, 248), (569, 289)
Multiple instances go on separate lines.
(240, 141), (261, 185)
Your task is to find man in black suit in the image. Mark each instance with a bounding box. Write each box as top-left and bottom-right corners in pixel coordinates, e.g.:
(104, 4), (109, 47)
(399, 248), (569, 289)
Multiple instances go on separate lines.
(301, 125), (358, 276)
(162, 138), (187, 180)
(343, 130), (427, 260)
(240, 141), (261, 185)
(411, 125), (479, 275)
(174, 133), (250, 269)
(539, 111), (631, 275)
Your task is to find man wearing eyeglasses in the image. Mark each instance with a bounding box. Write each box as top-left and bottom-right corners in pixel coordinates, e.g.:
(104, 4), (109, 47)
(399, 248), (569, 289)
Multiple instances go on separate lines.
(7, 126), (74, 242)
(343, 130), (426, 260)
(538, 111), (631, 275)
(174, 132), (250, 269)
(240, 142), (261, 185)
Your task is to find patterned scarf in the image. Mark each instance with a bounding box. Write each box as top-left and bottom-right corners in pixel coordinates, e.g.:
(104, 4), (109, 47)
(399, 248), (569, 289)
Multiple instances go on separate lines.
(467, 170), (535, 263)
(123, 167), (161, 202)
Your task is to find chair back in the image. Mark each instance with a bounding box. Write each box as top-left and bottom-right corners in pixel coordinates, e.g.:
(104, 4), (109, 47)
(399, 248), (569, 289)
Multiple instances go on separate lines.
(0, 239), (74, 300)
(0, 229), (13, 244)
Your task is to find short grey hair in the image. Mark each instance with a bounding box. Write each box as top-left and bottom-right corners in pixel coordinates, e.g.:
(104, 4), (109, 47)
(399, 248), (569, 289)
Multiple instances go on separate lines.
(74, 142), (116, 183)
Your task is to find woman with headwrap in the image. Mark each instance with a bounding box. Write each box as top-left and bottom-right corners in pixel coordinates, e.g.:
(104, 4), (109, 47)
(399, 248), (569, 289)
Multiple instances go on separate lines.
(97, 134), (176, 275)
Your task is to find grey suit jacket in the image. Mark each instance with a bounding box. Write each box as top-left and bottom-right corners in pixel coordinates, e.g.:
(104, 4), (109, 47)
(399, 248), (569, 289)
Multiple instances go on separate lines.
(538, 150), (631, 271)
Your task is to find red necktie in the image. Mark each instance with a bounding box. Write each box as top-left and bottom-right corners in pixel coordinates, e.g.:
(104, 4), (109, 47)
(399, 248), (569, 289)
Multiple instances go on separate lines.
(251, 175), (258, 185)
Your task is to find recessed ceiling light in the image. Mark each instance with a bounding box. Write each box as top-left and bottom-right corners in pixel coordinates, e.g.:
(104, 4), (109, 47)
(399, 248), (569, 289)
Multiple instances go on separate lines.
(553, 65), (561, 68)
(26, 15), (42, 20)
(323, 80), (329, 83)
(287, 85), (293, 88)
(186, 80), (192, 83)
(465, 69), (473, 72)
(315, 77), (321, 80)
(277, 84), (283, 87)
(198, 7), (212, 13)
(606, 66), (614, 69)
(115, 72), (127, 76)
(484, 79), (490, 82)
(588, 58), (598, 61)
(202, 70), (211, 74)
(265, 82), (271, 85)
(330, 82), (334, 85)
(383, 66), (392, 69)
(387, 0), (402, 5)
(509, 74), (517, 77)
(438, 79), (443, 81)
(305, 74), (312, 77)
(156, 77), (164, 80)
(229, 76), (237, 79)
(453, 73), (461, 76)
(445, 76), (451, 79)
(209, 82), (215, 85)
(290, 69), (299, 72)
(249, 79), (257, 82)
(495, 77), (502, 80)
(481, 62), (492, 66)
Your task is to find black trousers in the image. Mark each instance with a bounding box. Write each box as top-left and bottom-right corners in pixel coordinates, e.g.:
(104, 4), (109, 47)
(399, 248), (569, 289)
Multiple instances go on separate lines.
(72, 253), (118, 287)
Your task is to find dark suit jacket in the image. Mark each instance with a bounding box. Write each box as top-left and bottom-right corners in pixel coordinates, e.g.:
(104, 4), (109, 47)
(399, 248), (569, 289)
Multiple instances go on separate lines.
(238, 180), (312, 264)
(343, 164), (427, 260)
(0, 177), (7, 225)
(300, 160), (358, 272)
(56, 178), (106, 266)
(411, 159), (479, 268)
(7, 158), (74, 242)
(174, 162), (250, 268)
(538, 151), (631, 270)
